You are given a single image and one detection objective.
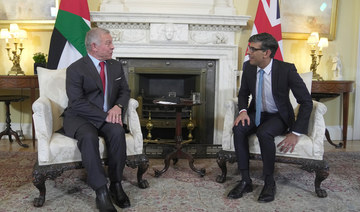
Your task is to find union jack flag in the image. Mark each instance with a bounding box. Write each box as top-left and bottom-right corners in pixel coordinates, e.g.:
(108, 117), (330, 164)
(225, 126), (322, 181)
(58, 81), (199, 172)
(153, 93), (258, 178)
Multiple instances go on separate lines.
(244, 0), (283, 63)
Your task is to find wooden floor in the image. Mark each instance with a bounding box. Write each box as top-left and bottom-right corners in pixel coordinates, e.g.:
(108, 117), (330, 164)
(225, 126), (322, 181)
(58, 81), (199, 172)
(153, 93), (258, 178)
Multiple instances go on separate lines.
(1, 139), (359, 153)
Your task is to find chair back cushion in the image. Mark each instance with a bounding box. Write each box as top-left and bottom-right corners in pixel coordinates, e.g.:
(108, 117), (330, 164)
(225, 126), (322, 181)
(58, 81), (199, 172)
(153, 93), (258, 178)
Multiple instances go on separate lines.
(289, 72), (312, 109)
(37, 67), (68, 131)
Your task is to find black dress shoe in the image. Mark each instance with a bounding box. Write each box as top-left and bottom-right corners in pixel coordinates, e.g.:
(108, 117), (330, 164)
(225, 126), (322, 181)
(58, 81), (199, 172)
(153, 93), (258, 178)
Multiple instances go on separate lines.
(109, 182), (131, 208)
(258, 182), (276, 203)
(95, 185), (117, 212)
(227, 180), (253, 199)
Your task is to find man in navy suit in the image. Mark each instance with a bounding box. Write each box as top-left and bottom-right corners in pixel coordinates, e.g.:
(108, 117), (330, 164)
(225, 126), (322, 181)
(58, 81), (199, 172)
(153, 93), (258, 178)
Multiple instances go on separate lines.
(227, 33), (313, 202)
(63, 28), (131, 211)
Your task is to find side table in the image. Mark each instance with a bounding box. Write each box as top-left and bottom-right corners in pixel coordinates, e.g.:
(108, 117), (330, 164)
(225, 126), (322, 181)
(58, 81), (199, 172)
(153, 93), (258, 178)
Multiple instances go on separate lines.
(0, 75), (38, 147)
(153, 99), (206, 177)
(0, 95), (29, 147)
(311, 80), (354, 148)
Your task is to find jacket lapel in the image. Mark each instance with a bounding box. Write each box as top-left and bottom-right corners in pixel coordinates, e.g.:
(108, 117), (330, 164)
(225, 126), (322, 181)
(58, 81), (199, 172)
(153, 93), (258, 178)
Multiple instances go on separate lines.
(84, 55), (104, 93)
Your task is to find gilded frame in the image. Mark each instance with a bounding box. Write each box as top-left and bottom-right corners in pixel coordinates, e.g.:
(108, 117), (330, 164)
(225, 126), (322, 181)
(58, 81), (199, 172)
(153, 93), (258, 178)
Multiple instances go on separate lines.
(0, 0), (58, 30)
(280, 0), (338, 40)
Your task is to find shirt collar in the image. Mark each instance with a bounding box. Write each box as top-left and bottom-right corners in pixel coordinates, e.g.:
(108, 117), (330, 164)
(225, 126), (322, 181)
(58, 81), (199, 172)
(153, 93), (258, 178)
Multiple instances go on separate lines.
(257, 59), (273, 75)
(88, 54), (105, 67)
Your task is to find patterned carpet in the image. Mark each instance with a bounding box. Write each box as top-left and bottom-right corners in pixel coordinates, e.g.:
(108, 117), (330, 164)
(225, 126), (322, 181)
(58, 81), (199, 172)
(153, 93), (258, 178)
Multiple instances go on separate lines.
(0, 151), (360, 212)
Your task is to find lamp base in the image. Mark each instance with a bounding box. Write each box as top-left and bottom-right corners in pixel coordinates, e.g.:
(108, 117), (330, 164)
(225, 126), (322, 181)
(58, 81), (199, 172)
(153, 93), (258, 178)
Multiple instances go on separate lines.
(8, 70), (25, 76)
(8, 65), (25, 76)
(312, 72), (324, 81)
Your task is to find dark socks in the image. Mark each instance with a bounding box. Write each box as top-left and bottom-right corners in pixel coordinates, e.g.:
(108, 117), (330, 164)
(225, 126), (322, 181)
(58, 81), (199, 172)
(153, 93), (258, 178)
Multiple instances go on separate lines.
(240, 169), (251, 183)
(265, 175), (275, 185)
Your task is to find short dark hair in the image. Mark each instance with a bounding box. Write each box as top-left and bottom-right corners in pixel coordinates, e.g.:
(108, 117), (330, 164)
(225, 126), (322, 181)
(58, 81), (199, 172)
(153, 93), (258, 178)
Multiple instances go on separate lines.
(248, 33), (278, 58)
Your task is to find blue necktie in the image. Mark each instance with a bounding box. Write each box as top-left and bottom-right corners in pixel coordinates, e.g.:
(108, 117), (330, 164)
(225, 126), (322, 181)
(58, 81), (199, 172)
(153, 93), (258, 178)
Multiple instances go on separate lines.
(255, 69), (264, 126)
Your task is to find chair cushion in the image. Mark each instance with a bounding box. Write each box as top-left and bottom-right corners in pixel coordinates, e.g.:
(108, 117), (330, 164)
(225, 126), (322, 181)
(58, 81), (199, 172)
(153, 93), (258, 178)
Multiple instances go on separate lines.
(39, 133), (137, 165)
(248, 134), (319, 160)
(37, 67), (68, 131)
(37, 67), (68, 109)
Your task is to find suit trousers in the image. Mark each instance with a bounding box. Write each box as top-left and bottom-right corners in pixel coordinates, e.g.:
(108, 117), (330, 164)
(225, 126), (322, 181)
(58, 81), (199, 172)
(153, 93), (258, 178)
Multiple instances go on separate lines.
(233, 112), (287, 177)
(74, 122), (127, 190)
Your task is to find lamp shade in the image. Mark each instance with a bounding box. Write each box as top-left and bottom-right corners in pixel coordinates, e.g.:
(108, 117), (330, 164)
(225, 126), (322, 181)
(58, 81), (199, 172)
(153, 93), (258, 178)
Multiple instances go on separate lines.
(307, 32), (319, 45)
(9, 24), (20, 33)
(0, 29), (10, 39)
(318, 37), (328, 48)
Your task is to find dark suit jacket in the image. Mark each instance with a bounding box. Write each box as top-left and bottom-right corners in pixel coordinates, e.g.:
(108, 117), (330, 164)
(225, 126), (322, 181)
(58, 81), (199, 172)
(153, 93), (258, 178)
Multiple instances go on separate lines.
(63, 55), (131, 138)
(238, 59), (313, 134)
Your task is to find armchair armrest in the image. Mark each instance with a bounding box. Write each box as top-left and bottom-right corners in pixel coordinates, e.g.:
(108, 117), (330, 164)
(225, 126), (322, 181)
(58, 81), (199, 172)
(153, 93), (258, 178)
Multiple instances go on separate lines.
(124, 98), (143, 154)
(221, 98), (238, 151)
(32, 97), (53, 163)
(304, 100), (327, 156)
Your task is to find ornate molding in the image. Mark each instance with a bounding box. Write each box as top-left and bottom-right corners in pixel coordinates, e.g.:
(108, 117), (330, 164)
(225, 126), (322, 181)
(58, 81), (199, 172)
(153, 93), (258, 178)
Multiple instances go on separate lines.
(91, 12), (250, 31)
(96, 22), (150, 30)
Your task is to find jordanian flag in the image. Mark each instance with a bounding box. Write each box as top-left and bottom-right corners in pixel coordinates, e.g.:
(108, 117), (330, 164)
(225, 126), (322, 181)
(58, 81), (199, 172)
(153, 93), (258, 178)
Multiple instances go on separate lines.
(47, 0), (91, 69)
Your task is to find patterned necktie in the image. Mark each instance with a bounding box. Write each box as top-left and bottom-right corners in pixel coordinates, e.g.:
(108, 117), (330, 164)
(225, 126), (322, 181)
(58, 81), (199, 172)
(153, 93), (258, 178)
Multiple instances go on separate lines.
(255, 69), (264, 126)
(99, 61), (106, 94)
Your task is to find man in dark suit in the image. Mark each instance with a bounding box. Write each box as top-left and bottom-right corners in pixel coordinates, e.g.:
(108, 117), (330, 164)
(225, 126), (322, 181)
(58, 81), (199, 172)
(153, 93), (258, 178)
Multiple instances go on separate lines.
(227, 33), (313, 202)
(63, 28), (131, 212)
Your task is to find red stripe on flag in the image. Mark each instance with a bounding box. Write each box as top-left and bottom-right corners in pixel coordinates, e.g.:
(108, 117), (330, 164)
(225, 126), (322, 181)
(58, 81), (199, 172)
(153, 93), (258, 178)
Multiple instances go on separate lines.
(266, 0), (271, 7)
(59, 0), (90, 21)
(251, 0), (283, 61)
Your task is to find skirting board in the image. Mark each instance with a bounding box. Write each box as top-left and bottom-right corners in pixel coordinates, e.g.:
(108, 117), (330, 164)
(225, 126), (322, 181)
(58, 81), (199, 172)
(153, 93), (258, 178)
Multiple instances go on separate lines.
(0, 123), (33, 140)
(326, 125), (354, 141)
(0, 123), (357, 142)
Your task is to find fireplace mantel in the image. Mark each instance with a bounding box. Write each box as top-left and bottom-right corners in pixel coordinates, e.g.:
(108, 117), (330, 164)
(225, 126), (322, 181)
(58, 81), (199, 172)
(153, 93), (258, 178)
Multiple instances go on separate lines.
(91, 12), (249, 27)
(91, 12), (250, 145)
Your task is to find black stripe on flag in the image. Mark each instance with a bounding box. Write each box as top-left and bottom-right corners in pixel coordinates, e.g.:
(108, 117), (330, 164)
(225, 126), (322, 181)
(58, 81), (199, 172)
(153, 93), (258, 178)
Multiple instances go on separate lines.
(47, 28), (67, 69)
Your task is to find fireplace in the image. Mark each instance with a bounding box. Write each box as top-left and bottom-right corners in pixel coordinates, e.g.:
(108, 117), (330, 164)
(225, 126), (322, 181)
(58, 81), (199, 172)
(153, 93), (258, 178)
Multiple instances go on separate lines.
(119, 58), (215, 144)
(91, 6), (249, 144)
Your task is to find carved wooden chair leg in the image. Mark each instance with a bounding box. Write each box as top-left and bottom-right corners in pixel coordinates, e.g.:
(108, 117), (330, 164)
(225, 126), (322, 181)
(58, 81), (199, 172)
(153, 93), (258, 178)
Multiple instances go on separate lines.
(137, 161), (149, 189)
(32, 163), (47, 207)
(126, 154), (150, 189)
(301, 159), (329, 198)
(216, 155), (228, 183)
(32, 162), (83, 207)
(216, 150), (234, 183)
(314, 161), (329, 198)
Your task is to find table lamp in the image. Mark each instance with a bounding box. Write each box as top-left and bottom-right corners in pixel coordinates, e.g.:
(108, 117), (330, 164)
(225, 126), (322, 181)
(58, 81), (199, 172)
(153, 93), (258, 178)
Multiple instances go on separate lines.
(307, 32), (328, 81)
(0, 24), (27, 75)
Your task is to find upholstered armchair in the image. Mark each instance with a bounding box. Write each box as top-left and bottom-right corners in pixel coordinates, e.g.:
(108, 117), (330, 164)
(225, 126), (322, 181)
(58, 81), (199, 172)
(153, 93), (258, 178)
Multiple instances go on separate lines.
(32, 67), (149, 207)
(216, 72), (330, 198)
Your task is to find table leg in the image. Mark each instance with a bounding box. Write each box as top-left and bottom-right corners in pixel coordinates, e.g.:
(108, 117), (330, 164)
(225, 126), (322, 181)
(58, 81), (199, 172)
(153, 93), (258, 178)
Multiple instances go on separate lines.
(324, 128), (343, 148)
(342, 92), (350, 148)
(0, 101), (29, 148)
(153, 106), (205, 177)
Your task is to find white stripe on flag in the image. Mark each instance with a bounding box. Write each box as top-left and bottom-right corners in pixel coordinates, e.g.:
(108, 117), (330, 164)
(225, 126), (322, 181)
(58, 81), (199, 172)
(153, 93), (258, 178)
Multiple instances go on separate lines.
(57, 41), (83, 69)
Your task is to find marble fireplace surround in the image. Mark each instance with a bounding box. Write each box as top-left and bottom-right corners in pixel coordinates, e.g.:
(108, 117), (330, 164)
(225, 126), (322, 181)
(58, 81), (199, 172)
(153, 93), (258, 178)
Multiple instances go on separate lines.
(91, 5), (250, 145)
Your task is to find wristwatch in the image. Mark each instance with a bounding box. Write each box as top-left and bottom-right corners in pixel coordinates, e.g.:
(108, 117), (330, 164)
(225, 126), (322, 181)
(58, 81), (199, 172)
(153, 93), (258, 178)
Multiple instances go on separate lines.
(117, 104), (123, 109)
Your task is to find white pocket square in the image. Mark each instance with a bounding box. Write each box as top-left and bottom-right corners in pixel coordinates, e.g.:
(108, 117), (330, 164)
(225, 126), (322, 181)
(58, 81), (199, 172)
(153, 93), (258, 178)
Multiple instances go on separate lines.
(115, 77), (122, 81)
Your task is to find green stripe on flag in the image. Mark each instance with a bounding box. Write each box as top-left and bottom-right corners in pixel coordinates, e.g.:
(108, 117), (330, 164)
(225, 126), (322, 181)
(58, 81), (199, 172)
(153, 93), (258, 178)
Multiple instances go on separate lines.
(55, 10), (90, 56)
